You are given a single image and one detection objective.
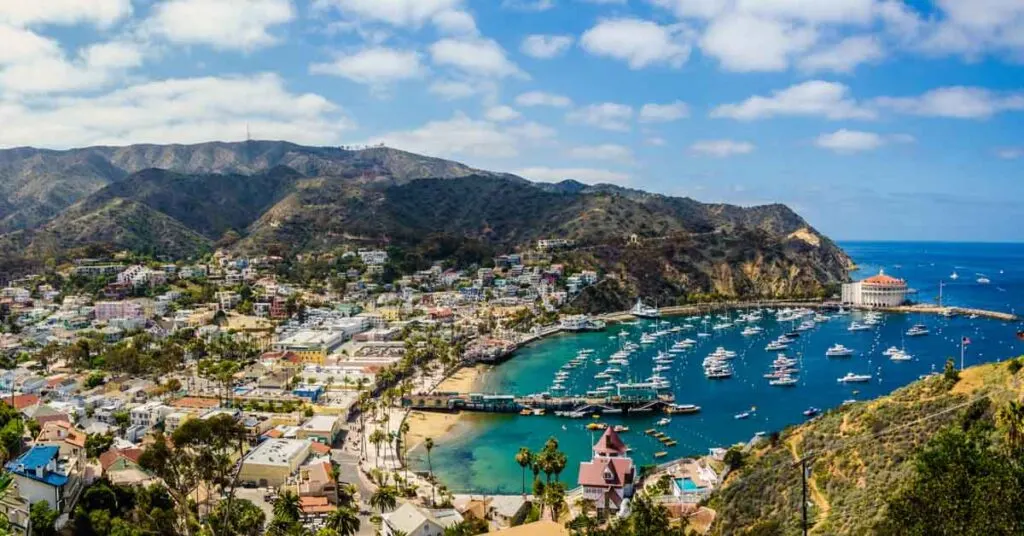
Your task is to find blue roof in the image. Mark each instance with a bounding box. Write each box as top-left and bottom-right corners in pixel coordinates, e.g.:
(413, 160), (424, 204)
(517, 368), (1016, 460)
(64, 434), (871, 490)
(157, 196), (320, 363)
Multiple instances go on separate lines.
(6, 445), (68, 487)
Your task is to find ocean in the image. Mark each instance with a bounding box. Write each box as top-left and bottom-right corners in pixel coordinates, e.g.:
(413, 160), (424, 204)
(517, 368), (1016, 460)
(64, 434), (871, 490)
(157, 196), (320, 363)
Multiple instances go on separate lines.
(415, 242), (1024, 494)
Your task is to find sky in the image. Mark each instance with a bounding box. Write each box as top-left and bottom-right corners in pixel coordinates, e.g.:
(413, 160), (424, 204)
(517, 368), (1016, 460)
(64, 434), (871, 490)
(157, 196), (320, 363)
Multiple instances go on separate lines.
(0, 0), (1022, 242)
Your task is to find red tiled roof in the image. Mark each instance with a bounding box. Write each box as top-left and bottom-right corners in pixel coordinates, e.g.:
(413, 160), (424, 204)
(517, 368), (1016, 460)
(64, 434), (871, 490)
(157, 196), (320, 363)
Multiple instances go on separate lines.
(265, 429), (284, 439)
(299, 496), (336, 514)
(863, 271), (905, 286)
(99, 447), (143, 471)
(171, 397), (219, 409)
(10, 394), (39, 410)
(310, 442), (331, 455)
(35, 413), (70, 426)
(593, 428), (628, 456)
(578, 457), (635, 488)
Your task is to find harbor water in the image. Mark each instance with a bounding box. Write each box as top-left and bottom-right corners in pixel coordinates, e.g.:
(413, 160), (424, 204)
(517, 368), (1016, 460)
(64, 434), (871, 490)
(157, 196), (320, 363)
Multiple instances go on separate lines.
(416, 242), (1024, 493)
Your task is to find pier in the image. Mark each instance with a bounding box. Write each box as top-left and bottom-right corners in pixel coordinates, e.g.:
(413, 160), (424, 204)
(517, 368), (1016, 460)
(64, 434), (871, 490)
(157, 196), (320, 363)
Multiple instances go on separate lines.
(403, 392), (675, 417)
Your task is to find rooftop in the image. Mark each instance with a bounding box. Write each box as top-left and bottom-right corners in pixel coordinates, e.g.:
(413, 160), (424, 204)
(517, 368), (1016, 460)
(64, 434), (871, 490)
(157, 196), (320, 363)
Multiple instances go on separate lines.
(301, 415), (338, 431)
(6, 445), (69, 487)
(244, 438), (311, 467)
(862, 270), (906, 287)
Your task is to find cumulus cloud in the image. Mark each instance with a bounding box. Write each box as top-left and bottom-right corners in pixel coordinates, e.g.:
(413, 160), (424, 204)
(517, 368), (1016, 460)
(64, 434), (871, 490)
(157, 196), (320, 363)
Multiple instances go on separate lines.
(996, 147), (1024, 160)
(639, 101), (690, 122)
(566, 102), (634, 131)
(310, 47), (423, 87)
(0, 73), (352, 148)
(484, 105), (522, 122)
(689, 139), (755, 157)
(363, 113), (555, 160)
(429, 37), (526, 78)
(798, 35), (885, 73)
(315, 0), (463, 27)
(567, 144), (634, 163)
(580, 18), (691, 69)
(0, 0), (133, 28)
(432, 10), (478, 35)
(711, 80), (876, 120)
(521, 34), (574, 59)
(515, 91), (573, 108)
(145, 0), (295, 51)
(700, 13), (817, 72)
(516, 166), (631, 185)
(873, 86), (1024, 119)
(815, 129), (914, 153)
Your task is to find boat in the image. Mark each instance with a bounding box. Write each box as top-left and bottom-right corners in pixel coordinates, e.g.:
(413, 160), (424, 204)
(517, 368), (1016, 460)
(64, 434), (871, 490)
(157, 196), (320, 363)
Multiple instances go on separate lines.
(890, 350), (913, 361)
(837, 372), (872, 383)
(848, 322), (871, 332)
(653, 365), (672, 372)
(803, 407), (821, 417)
(977, 277), (991, 284)
(631, 298), (661, 319)
(906, 324), (929, 337)
(826, 344), (855, 357)
(533, 408), (546, 416)
(950, 271), (959, 280)
(613, 425), (630, 433)
(882, 346), (901, 356)
(666, 404), (701, 415)
(741, 326), (763, 336)
(769, 375), (798, 386)
(519, 408), (532, 416)
(639, 333), (657, 345)
(765, 341), (788, 352)
(656, 418), (671, 426)
(654, 451), (668, 458)
(586, 422), (607, 431)
(734, 411), (751, 420)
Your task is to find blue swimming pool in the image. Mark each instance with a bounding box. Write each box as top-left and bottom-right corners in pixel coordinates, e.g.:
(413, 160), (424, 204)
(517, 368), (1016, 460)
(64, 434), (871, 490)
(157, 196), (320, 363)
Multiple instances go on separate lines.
(676, 477), (700, 492)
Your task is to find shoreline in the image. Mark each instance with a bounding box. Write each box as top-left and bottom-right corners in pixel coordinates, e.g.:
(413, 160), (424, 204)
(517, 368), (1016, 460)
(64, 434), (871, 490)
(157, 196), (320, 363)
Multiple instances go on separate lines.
(404, 364), (489, 454)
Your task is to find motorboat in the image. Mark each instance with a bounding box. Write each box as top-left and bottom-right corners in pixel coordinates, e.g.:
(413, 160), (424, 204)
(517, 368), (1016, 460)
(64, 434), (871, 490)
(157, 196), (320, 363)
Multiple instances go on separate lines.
(848, 322), (871, 332)
(653, 365), (672, 372)
(640, 333), (657, 345)
(950, 271), (959, 280)
(631, 298), (661, 319)
(803, 407), (821, 417)
(826, 344), (855, 357)
(741, 326), (763, 336)
(906, 324), (929, 337)
(765, 341), (788, 352)
(837, 372), (872, 383)
(656, 418), (671, 426)
(890, 350), (913, 361)
(977, 277), (991, 284)
(666, 404), (701, 415)
(882, 346), (901, 356)
(769, 375), (798, 387)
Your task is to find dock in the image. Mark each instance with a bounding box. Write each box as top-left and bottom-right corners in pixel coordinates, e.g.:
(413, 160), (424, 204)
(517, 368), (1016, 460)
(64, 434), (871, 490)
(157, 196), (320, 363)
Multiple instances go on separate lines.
(403, 392), (674, 417)
(598, 300), (1018, 323)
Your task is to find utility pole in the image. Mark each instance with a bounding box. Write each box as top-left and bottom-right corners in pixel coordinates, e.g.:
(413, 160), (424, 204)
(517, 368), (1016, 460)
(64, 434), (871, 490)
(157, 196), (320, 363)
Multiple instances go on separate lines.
(794, 454), (814, 536)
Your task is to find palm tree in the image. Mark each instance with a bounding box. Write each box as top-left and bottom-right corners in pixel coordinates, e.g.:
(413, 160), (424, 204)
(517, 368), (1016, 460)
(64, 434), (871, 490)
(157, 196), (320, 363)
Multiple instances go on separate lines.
(551, 451), (567, 482)
(272, 490), (301, 523)
(369, 486), (398, 513)
(325, 506), (360, 536)
(515, 448), (532, 495)
(369, 429), (386, 468)
(546, 482), (567, 521)
(425, 437), (436, 506)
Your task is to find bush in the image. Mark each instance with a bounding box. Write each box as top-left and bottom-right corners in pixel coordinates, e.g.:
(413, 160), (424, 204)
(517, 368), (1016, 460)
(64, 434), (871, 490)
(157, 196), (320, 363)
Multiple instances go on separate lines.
(1008, 358), (1023, 375)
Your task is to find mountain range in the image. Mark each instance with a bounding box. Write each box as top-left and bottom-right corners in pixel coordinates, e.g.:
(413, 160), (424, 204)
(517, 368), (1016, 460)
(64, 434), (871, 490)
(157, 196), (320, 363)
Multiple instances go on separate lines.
(0, 141), (852, 306)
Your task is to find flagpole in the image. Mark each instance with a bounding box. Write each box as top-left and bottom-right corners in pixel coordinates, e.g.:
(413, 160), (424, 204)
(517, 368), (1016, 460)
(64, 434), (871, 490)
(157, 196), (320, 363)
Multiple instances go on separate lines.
(960, 338), (965, 371)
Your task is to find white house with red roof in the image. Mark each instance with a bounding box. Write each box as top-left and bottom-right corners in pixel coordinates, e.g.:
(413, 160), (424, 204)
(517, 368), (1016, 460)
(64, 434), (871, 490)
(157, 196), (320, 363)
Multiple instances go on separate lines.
(842, 269), (908, 307)
(577, 427), (636, 513)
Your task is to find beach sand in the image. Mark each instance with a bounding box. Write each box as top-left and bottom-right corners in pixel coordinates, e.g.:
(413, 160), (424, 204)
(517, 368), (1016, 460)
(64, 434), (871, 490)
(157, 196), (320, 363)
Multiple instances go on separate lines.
(404, 364), (489, 452)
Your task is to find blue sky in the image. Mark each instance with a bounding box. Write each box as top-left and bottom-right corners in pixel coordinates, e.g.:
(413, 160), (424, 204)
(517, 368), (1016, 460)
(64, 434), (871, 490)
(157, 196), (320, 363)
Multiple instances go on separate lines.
(0, 0), (1021, 241)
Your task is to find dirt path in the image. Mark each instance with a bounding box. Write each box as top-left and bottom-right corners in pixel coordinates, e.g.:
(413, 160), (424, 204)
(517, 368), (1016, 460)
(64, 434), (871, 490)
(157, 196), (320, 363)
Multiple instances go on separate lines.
(786, 434), (832, 531)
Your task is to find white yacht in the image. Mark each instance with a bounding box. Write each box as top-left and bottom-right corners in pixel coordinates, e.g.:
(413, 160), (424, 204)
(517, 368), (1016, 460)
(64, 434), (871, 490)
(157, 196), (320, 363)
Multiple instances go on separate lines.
(848, 322), (871, 332)
(653, 364), (672, 372)
(765, 341), (789, 352)
(837, 372), (872, 383)
(741, 326), (763, 336)
(631, 298), (661, 319)
(890, 350), (913, 361)
(639, 333), (657, 345)
(769, 375), (798, 387)
(906, 324), (930, 337)
(882, 346), (901, 357)
(826, 344), (855, 357)
(977, 277), (991, 284)
(950, 271), (959, 280)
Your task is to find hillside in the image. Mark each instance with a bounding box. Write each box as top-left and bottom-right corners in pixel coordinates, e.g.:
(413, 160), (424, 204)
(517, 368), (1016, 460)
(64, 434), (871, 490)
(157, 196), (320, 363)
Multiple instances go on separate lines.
(709, 361), (1024, 535)
(0, 140), (853, 304)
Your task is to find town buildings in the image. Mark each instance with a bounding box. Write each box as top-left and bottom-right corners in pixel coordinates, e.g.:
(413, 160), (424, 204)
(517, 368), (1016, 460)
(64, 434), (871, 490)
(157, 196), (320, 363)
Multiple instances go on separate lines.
(841, 270), (908, 307)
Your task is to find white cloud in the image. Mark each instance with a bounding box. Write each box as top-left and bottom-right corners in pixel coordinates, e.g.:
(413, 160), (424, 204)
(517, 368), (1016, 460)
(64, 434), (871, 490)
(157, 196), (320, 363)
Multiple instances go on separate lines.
(0, 0), (132, 28)
(996, 147), (1024, 160)
(873, 86), (1024, 119)
(310, 47), (423, 87)
(507, 121), (557, 140)
(484, 105), (522, 122)
(815, 129), (914, 153)
(567, 144), (634, 163)
(799, 35), (884, 73)
(501, 0), (556, 12)
(146, 0), (295, 51)
(429, 37), (525, 78)
(711, 80), (876, 120)
(0, 73), (351, 148)
(315, 0), (463, 27)
(639, 101), (690, 123)
(521, 34), (574, 59)
(429, 80), (484, 100)
(689, 139), (755, 157)
(700, 13), (817, 72)
(567, 102), (634, 131)
(432, 10), (477, 35)
(0, 25), (61, 65)
(515, 91), (573, 108)
(80, 41), (144, 70)
(814, 129), (883, 152)
(646, 136), (667, 146)
(516, 166), (631, 185)
(580, 18), (692, 69)
(363, 113), (553, 160)
(734, 0), (878, 25)
(916, 0), (1024, 60)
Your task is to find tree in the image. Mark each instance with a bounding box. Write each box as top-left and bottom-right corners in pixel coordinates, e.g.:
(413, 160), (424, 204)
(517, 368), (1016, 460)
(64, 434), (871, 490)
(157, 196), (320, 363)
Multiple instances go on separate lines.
(515, 447), (532, 496)
(425, 437), (436, 506)
(545, 481), (567, 522)
(267, 491), (306, 536)
(997, 400), (1024, 454)
(723, 447), (745, 471)
(325, 506), (361, 536)
(85, 433), (115, 459)
(943, 357), (960, 385)
(30, 501), (60, 536)
(369, 486), (398, 513)
(207, 498), (266, 536)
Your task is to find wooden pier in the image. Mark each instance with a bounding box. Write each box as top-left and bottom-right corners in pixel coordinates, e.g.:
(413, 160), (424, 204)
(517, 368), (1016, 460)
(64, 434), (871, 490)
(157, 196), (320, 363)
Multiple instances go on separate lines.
(403, 392), (674, 417)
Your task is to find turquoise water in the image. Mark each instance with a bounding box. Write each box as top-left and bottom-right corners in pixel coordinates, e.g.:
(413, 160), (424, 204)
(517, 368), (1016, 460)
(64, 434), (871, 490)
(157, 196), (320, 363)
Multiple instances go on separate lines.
(677, 477), (699, 492)
(416, 242), (1024, 493)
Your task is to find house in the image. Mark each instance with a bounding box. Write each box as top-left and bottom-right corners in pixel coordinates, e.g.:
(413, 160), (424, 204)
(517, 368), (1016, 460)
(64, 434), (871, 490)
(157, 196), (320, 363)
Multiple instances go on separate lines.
(382, 502), (464, 536)
(497, 520), (570, 536)
(297, 459), (337, 500)
(238, 438), (312, 488)
(577, 427), (636, 514)
(35, 421), (87, 462)
(296, 415), (342, 445)
(5, 445), (83, 514)
(130, 401), (172, 429)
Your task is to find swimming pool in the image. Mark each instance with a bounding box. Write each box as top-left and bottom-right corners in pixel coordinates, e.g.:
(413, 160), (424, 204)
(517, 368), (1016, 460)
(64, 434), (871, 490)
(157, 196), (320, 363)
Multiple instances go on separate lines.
(675, 477), (700, 492)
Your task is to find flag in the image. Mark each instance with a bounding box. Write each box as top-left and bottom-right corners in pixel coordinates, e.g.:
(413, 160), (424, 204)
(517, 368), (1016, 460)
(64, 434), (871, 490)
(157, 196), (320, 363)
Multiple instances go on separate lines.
(962, 337), (971, 346)
(1017, 331), (1024, 341)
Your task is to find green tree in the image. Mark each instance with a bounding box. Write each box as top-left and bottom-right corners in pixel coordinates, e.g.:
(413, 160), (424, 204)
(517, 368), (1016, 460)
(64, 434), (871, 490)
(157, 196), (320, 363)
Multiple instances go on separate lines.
(515, 447), (532, 496)
(207, 498), (266, 536)
(324, 506), (360, 536)
(369, 486), (398, 513)
(30, 501), (60, 536)
(85, 433), (115, 459)
(425, 437), (435, 506)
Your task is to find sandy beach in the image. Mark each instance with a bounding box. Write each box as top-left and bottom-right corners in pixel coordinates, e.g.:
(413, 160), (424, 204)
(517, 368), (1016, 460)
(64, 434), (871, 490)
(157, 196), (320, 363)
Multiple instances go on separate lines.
(404, 364), (489, 452)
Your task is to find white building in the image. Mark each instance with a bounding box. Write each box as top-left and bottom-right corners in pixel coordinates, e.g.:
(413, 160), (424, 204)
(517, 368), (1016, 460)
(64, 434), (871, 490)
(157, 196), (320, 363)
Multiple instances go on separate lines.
(383, 503), (463, 536)
(841, 270), (908, 307)
(130, 401), (173, 429)
(358, 250), (389, 266)
(238, 438), (312, 488)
